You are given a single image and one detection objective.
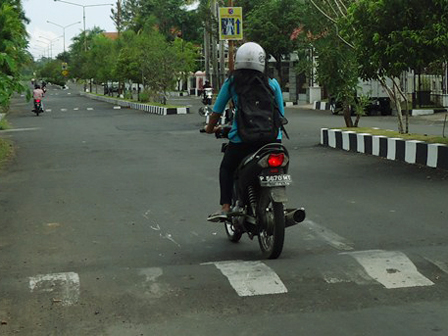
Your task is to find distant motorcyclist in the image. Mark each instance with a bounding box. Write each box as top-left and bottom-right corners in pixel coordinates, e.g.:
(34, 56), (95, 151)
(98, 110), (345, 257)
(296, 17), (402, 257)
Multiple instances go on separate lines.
(33, 84), (45, 112)
(202, 80), (213, 105)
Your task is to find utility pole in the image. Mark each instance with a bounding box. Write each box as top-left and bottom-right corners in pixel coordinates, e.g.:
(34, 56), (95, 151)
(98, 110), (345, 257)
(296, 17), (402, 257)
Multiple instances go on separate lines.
(211, 0), (219, 88)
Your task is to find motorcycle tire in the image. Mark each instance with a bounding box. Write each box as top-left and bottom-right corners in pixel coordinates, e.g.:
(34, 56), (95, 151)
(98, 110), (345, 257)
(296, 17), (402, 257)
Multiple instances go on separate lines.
(198, 106), (206, 117)
(257, 189), (285, 259)
(224, 219), (243, 242)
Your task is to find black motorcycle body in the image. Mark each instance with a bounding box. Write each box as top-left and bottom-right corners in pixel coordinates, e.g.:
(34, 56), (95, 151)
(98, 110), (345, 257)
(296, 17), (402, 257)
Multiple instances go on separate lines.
(33, 99), (44, 116)
(217, 129), (305, 259)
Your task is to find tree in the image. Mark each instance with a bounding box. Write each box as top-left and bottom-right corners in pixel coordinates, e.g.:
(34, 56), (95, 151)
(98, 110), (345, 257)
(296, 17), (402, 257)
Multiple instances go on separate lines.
(343, 0), (448, 133)
(0, 1), (31, 109)
(244, 0), (304, 87)
(295, 1), (360, 127)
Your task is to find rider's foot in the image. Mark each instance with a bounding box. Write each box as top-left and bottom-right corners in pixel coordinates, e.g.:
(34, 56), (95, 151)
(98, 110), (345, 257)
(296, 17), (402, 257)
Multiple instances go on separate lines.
(207, 205), (231, 222)
(207, 210), (229, 222)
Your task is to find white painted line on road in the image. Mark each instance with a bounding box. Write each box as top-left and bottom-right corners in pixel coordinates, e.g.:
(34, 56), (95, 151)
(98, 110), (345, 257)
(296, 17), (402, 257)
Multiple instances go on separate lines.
(425, 257), (448, 274)
(46, 109), (52, 112)
(113, 106), (121, 109)
(2, 127), (40, 132)
(61, 108), (67, 112)
(74, 108), (79, 111)
(87, 108), (94, 111)
(29, 272), (80, 306)
(67, 93), (71, 95)
(208, 260), (288, 297)
(302, 220), (354, 251)
(344, 250), (434, 289)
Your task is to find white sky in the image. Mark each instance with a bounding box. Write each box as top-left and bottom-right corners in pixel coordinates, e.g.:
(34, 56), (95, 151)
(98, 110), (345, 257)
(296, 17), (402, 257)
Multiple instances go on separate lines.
(23, 0), (117, 59)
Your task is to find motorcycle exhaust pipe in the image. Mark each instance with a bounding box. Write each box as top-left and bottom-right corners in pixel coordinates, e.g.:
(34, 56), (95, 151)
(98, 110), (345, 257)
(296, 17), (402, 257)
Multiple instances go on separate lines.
(285, 208), (306, 228)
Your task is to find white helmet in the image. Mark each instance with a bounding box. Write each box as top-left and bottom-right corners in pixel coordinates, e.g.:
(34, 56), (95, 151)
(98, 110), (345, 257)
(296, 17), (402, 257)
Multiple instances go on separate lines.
(234, 42), (266, 73)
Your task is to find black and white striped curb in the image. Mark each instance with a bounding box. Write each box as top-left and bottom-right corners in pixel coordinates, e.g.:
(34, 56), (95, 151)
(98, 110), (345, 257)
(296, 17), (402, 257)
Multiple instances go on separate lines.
(79, 92), (189, 115)
(314, 101), (331, 110)
(321, 128), (448, 170)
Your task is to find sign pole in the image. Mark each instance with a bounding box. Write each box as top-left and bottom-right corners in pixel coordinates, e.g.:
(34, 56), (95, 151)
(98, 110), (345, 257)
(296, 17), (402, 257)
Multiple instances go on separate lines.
(228, 0), (234, 72)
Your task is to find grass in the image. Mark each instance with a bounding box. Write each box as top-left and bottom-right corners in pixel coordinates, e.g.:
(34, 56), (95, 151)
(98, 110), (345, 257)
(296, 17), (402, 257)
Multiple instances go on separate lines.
(0, 138), (14, 169)
(339, 127), (448, 145)
(0, 117), (14, 169)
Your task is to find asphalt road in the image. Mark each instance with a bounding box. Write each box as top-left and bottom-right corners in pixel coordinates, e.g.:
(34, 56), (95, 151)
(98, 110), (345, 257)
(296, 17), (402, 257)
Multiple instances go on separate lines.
(0, 85), (447, 336)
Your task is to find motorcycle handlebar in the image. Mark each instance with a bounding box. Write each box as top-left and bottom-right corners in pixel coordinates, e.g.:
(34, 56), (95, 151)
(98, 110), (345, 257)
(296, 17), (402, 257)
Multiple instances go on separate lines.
(199, 126), (231, 139)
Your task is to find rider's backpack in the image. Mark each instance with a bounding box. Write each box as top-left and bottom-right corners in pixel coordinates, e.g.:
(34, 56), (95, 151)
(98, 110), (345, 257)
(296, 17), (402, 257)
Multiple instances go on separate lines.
(236, 76), (288, 143)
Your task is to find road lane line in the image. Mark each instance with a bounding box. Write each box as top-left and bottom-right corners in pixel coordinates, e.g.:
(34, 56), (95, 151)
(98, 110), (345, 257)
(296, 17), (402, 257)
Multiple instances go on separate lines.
(61, 108), (67, 112)
(424, 257), (448, 274)
(87, 108), (94, 111)
(29, 272), (80, 306)
(208, 260), (288, 297)
(343, 250), (434, 289)
(302, 220), (354, 251)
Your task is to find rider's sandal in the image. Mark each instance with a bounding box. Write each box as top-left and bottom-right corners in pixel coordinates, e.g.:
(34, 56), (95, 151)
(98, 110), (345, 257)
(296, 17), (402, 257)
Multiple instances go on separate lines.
(207, 211), (229, 222)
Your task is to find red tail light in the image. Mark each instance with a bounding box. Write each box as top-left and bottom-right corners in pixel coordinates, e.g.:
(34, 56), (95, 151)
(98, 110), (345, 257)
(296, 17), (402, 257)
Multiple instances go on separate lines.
(35, 100), (41, 103)
(268, 153), (284, 167)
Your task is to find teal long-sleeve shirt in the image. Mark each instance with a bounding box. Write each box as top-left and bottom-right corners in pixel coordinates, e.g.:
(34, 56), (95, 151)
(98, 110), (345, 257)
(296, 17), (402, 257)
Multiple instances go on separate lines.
(212, 76), (285, 143)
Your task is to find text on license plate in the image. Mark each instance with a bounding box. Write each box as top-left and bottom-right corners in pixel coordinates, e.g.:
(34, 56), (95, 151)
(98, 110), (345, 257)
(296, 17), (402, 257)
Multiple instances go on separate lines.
(259, 174), (292, 186)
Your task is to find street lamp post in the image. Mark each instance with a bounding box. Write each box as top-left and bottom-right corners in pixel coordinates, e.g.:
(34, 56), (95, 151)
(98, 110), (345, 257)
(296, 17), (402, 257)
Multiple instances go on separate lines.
(38, 36), (61, 59)
(53, 0), (114, 51)
(47, 20), (81, 53)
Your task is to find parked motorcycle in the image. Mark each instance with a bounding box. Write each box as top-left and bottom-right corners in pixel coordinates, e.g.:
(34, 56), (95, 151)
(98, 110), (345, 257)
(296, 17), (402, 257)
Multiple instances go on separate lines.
(202, 126), (306, 259)
(33, 99), (44, 116)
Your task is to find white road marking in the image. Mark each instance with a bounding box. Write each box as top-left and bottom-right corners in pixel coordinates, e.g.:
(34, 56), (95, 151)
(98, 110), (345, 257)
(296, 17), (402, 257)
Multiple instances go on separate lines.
(113, 106), (121, 109)
(302, 219), (354, 251)
(87, 108), (94, 111)
(2, 127), (40, 132)
(208, 260), (288, 297)
(29, 272), (80, 306)
(344, 250), (434, 289)
(74, 108), (79, 111)
(424, 256), (448, 274)
(46, 109), (52, 112)
(61, 108), (67, 112)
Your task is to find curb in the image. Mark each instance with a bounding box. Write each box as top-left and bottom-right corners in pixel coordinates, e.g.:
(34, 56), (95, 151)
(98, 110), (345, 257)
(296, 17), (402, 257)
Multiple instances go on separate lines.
(320, 128), (448, 170)
(79, 92), (189, 116)
(314, 101), (331, 110)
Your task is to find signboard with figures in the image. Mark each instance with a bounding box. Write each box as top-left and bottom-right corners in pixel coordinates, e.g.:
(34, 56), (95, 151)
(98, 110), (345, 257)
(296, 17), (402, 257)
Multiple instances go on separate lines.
(219, 7), (243, 40)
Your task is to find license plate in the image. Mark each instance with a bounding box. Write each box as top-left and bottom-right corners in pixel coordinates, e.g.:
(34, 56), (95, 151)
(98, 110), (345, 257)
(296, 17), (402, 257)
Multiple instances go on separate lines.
(259, 174), (292, 187)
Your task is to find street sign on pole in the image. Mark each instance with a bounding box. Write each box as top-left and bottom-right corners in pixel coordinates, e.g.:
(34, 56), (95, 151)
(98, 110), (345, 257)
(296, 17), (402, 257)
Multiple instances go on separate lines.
(219, 7), (243, 40)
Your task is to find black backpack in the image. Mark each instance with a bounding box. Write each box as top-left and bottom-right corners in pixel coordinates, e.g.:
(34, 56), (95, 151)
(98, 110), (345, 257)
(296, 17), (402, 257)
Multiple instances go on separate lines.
(236, 76), (288, 143)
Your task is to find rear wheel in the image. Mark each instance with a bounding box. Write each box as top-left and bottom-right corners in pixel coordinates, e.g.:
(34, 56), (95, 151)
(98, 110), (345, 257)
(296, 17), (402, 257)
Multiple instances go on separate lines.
(257, 189), (285, 259)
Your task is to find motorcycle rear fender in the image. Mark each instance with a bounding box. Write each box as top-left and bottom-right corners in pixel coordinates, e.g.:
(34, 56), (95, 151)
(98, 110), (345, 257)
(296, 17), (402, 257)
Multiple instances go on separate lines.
(268, 186), (288, 203)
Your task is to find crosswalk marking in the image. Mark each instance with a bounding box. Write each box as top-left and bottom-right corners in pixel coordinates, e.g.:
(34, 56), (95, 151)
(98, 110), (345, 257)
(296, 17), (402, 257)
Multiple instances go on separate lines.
(208, 260), (288, 297)
(29, 272), (80, 306)
(343, 250), (434, 289)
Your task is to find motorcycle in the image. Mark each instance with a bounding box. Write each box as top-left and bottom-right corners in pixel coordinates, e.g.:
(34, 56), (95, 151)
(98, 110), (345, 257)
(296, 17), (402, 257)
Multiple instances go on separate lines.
(198, 88), (213, 117)
(33, 99), (44, 116)
(203, 126), (306, 259)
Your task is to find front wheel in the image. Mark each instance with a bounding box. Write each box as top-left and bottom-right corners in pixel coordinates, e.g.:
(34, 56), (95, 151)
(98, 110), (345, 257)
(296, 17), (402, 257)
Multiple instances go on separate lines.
(257, 189), (285, 259)
(224, 220), (243, 242)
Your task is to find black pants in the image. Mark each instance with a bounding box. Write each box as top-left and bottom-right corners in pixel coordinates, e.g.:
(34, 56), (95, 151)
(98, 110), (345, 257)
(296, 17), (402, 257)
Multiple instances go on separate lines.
(219, 141), (271, 205)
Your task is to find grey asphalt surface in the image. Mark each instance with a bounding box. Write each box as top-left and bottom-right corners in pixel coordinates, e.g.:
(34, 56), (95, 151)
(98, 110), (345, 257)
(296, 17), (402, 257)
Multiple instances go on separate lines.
(0, 85), (447, 335)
